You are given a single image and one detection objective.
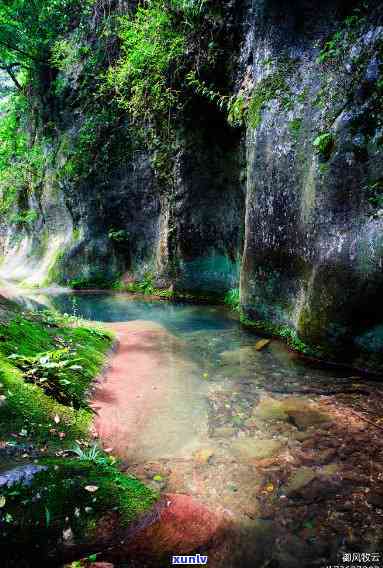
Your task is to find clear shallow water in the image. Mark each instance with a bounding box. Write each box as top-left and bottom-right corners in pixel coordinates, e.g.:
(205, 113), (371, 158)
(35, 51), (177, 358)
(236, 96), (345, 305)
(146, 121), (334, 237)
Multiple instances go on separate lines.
(7, 289), (379, 566)
(13, 291), (239, 333)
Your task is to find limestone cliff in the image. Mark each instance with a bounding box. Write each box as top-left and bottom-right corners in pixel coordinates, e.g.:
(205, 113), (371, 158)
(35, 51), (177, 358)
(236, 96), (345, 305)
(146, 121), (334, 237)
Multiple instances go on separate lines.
(0, 0), (382, 370)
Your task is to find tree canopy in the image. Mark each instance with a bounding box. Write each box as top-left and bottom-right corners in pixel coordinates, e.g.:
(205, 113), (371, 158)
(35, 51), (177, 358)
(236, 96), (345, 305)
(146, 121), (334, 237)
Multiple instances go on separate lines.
(0, 0), (89, 89)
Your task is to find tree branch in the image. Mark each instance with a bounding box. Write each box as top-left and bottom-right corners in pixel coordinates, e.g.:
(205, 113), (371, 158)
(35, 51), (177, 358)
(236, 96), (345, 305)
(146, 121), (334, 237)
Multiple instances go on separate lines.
(0, 64), (23, 91)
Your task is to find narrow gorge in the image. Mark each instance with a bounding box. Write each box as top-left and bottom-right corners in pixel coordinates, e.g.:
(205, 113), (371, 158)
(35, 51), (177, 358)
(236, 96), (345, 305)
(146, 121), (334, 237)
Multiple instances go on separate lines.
(0, 1), (382, 566)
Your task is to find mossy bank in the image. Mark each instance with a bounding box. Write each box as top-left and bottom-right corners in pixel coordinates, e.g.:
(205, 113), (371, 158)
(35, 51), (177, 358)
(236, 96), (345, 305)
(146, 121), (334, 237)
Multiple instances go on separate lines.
(0, 296), (157, 566)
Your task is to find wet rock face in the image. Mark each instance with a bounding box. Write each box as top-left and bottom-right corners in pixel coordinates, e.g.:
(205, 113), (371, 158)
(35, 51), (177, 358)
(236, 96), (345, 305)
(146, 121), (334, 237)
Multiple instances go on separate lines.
(240, 0), (383, 369)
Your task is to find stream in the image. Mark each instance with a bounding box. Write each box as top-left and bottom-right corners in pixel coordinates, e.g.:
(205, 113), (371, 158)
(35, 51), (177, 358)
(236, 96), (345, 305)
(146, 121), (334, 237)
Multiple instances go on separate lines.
(8, 290), (383, 567)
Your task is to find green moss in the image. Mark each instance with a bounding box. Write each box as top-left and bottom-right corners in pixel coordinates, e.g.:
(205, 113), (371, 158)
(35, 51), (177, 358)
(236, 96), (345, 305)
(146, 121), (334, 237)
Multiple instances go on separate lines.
(68, 274), (118, 290)
(0, 458), (157, 562)
(224, 288), (240, 311)
(0, 357), (89, 441)
(247, 60), (297, 128)
(364, 178), (383, 210)
(0, 313), (113, 442)
(288, 118), (302, 139)
(44, 248), (67, 286)
(0, 304), (157, 563)
(239, 313), (319, 357)
(313, 132), (335, 160)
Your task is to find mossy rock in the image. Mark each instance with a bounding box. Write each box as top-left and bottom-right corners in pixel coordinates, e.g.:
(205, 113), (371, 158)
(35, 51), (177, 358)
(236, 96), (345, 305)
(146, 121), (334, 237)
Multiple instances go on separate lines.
(0, 459), (157, 564)
(252, 398), (289, 422)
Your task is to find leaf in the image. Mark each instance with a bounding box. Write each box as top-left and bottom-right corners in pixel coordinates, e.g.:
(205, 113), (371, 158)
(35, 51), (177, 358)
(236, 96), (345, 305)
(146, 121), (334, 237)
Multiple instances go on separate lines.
(266, 483), (274, 493)
(84, 485), (99, 493)
(153, 475), (163, 482)
(0, 495), (6, 508)
(88, 554), (97, 562)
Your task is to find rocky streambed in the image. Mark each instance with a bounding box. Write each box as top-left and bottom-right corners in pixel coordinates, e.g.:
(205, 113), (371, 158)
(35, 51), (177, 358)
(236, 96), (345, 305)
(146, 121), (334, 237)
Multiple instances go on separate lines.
(81, 299), (383, 568)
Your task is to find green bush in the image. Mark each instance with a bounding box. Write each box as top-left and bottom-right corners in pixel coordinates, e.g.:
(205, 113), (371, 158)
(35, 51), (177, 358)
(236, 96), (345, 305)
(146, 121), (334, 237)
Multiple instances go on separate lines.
(106, 1), (185, 122)
(126, 273), (155, 296)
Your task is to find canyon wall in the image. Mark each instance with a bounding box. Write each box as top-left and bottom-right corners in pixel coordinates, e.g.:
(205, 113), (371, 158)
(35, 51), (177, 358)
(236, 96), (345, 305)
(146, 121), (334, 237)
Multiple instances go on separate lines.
(1, 0), (382, 370)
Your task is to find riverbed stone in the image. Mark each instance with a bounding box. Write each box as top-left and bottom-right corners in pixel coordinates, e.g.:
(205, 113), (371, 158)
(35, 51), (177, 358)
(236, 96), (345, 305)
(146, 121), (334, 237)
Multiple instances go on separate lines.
(283, 467), (317, 496)
(0, 464), (47, 488)
(282, 398), (331, 430)
(252, 397), (289, 422)
(255, 339), (271, 351)
(220, 347), (258, 366)
(231, 438), (283, 460)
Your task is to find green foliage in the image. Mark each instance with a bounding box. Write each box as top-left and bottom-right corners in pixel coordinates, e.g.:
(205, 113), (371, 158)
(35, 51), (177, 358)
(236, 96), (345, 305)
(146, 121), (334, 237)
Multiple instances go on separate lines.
(107, 1), (185, 122)
(125, 273), (155, 296)
(68, 274), (116, 290)
(313, 132), (335, 160)
(69, 443), (105, 464)
(227, 95), (246, 127)
(317, 13), (366, 64)
(0, 94), (45, 220)
(0, 312), (113, 440)
(108, 228), (129, 243)
(50, 36), (90, 73)
(7, 347), (90, 409)
(172, 0), (207, 24)
(188, 59), (297, 130)
(0, 0), (93, 74)
(9, 208), (38, 226)
(224, 288), (240, 312)
(364, 178), (383, 210)
(186, 70), (228, 110)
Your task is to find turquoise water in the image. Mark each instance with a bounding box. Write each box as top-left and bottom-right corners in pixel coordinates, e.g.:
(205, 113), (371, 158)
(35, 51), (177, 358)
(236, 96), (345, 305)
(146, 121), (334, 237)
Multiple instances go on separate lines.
(12, 290), (350, 385)
(50, 293), (239, 333)
(6, 289), (376, 567)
